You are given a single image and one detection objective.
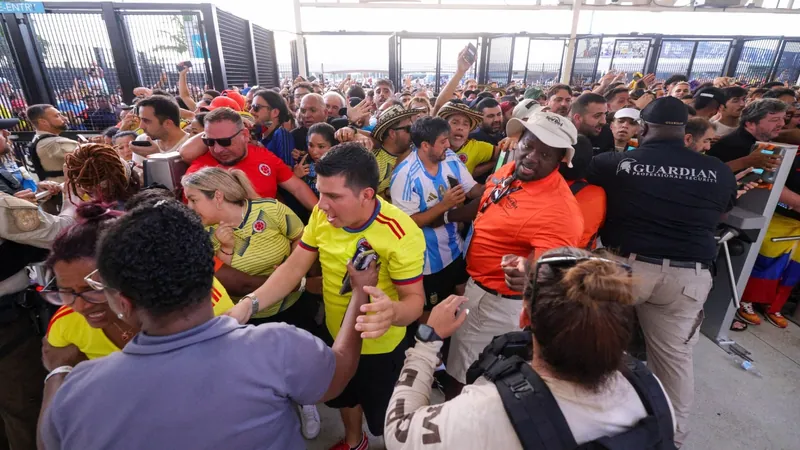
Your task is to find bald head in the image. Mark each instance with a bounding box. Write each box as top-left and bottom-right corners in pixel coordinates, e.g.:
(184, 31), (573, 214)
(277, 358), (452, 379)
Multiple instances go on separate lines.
(299, 93), (327, 128)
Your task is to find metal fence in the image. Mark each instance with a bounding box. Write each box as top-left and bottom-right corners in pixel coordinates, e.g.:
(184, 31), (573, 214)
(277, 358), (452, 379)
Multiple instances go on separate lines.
(0, 2), (279, 132)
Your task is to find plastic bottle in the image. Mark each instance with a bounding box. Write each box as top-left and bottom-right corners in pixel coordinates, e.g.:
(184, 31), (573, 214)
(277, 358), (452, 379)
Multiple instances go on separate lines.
(728, 354), (763, 378)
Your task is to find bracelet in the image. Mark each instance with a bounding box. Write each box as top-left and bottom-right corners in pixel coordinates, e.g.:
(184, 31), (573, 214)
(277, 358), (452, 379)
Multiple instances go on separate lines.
(45, 366), (73, 384)
(219, 248), (233, 256)
(443, 210), (450, 225)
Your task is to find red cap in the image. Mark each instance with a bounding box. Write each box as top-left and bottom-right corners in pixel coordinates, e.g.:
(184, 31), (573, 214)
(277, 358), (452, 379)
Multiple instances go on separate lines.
(203, 96), (241, 112)
(222, 90), (247, 111)
(499, 101), (513, 114)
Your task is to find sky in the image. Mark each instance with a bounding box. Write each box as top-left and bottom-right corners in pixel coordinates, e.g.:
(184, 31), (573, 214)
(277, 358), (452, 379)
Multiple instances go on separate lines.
(41, 0), (800, 73)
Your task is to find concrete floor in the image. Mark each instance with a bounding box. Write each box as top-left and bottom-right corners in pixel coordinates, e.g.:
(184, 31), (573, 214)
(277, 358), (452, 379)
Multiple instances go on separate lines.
(306, 321), (800, 450)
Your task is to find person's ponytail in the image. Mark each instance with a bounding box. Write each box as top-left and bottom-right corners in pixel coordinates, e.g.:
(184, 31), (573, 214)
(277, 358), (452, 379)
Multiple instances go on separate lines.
(228, 169), (258, 200)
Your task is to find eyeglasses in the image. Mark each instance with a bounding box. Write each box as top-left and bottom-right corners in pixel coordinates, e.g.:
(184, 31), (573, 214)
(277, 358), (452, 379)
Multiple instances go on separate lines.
(202, 128), (243, 147)
(529, 255), (632, 304)
(250, 103), (268, 113)
(391, 125), (411, 133)
(479, 176), (521, 214)
(39, 270), (108, 306)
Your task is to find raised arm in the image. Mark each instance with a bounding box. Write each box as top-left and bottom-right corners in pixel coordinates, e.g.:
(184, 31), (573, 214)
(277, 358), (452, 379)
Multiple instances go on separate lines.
(178, 67), (197, 111)
(433, 47), (474, 116)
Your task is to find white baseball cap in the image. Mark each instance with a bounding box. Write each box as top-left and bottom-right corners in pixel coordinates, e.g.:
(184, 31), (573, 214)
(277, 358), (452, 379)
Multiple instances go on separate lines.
(506, 111), (578, 167)
(614, 108), (641, 121)
(512, 99), (543, 120)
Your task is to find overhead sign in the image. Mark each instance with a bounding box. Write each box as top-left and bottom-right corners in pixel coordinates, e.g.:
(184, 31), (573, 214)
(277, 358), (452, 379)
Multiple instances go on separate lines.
(0, 2), (45, 14)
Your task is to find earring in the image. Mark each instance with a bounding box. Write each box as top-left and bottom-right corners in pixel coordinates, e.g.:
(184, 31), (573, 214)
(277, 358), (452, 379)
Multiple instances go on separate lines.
(118, 313), (124, 319)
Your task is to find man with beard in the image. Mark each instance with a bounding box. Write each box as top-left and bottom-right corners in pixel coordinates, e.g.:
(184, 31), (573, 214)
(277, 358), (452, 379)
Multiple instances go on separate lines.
(711, 86), (747, 137)
(183, 108), (317, 211)
(469, 98), (504, 146)
(569, 93), (614, 155)
(249, 89), (295, 167)
(611, 108), (641, 152)
(373, 79), (395, 110)
(131, 95), (190, 164)
(391, 117), (483, 316)
(292, 94), (348, 154)
(546, 84), (573, 117)
(437, 102), (497, 178)
(708, 99), (787, 172)
(369, 105), (418, 200)
(26, 105), (77, 182)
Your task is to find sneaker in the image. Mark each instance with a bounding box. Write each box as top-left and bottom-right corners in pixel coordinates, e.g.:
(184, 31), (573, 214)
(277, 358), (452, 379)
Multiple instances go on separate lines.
(297, 404), (321, 440)
(766, 311), (789, 328)
(736, 302), (761, 325)
(328, 432), (368, 450)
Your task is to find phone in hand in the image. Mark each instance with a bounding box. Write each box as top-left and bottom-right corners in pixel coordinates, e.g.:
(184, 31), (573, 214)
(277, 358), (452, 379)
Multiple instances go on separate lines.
(76, 134), (89, 143)
(130, 140), (153, 147)
(465, 43), (477, 65)
(176, 60), (193, 71)
(447, 175), (459, 189)
(340, 240), (377, 295)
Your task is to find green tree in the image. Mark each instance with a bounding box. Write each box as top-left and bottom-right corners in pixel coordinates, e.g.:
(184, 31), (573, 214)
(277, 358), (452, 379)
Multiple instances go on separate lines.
(152, 15), (194, 55)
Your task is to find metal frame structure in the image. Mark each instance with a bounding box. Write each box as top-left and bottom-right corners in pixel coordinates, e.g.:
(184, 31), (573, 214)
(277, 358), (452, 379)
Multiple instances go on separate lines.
(0, 2), (279, 106)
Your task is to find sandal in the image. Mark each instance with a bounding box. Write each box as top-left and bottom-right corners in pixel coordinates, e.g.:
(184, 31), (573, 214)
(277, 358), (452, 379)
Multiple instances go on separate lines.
(730, 318), (748, 332)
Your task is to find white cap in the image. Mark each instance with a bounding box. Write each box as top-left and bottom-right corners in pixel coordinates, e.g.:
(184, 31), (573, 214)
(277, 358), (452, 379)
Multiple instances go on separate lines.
(614, 108), (641, 121)
(512, 99), (543, 120)
(506, 111), (578, 167)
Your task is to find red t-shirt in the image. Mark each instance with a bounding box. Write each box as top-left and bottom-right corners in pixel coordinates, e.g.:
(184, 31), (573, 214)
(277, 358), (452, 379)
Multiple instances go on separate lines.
(185, 144), (293, 199)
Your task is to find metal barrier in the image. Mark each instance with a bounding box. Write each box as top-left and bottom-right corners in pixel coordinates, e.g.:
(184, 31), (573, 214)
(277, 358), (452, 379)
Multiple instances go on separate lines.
(0, 2), (279, 133)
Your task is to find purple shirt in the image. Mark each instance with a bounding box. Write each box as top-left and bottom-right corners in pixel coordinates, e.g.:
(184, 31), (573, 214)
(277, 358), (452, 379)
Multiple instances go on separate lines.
(41, 316), (335, 450)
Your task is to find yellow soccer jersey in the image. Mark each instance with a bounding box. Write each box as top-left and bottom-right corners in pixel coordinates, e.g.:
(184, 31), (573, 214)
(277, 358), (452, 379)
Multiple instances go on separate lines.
(373, 147), (400, 200)
(456, 139), (494, 174)
(208, 198), (304, 318)
(299, 198), (425, 355)
(46, 278), (234, 359)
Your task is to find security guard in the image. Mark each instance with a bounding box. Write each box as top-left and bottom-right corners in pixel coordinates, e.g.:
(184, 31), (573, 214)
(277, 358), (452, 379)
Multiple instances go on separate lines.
(586, 96), (738, 448)
(0, 119), (75, 450)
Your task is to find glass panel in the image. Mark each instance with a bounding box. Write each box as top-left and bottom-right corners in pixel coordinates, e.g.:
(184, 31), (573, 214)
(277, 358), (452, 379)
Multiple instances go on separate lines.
(306, 34), (389, 87)
(609, 39), (649, 76)
(690, 41), (730, 82)
(30, 13), (120, 130)
(439, 38), (479, 92)
(524, 39), (565, 86)
(571, 37), (600, 85)
(734, 39), (781, 85)
(486, 36), (513, 85)
(774, 41), (800, 85)
(400, 38), (437, 94)
(655, 40), (694, 81)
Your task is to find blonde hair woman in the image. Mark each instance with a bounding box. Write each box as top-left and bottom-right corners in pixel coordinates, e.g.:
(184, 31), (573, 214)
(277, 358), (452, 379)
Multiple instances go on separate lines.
(181, 166), (323, 438)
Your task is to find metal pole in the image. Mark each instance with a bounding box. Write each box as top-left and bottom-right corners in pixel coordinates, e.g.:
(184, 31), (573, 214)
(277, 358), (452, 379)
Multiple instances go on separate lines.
(293, 0), (308, 78)
(506, 35), (515, 86)
(199, 3), (227, 91)
(523, 37), (531, 85)
(686, 41), (699, 79)
(101, 2), (139, 103)
(560, 0), (582, 84)
(771, 235), (800, 242)
(722, 241), (740, 309)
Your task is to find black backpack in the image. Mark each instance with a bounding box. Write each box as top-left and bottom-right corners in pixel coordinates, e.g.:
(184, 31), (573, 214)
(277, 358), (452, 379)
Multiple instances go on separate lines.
(466, 331), (676, 450)
(27, 134), (63, 180)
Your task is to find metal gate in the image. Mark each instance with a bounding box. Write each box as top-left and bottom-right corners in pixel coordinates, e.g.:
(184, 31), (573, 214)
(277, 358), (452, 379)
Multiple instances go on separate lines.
(482, 35), (514, 86)
(571, 36), (601, 85)
(655, 39), (731, 82)
(0, 16), (30, 129)
(734, 38), (782, 85)
(771, 40), (800, 85)
(596, 37), (652, 78)
(519, 38), (565, 86)
(391, 33), (479, 95)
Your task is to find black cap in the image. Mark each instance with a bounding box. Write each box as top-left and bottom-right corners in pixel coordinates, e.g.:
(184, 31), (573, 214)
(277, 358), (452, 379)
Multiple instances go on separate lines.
(693, 86), (726, 105)
(641, 96), (688, 126)
(0, 118), (19, 131)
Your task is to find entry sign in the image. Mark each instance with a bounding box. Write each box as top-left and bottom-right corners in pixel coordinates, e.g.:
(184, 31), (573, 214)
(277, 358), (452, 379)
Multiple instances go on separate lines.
(0, 2), (45, 14)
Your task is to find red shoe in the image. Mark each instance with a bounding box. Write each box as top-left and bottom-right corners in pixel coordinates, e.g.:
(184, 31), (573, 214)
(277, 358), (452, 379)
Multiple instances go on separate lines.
(329, 432), (368, 450)
(766, 311), (789, 328)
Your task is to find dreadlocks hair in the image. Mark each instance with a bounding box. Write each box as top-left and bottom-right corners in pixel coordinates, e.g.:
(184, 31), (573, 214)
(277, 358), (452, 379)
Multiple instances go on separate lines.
(64, 143), (141, 205)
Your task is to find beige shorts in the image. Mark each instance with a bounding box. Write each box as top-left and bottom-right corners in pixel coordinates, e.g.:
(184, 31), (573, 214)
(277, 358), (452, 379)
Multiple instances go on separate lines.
(446, 278), (524, 384)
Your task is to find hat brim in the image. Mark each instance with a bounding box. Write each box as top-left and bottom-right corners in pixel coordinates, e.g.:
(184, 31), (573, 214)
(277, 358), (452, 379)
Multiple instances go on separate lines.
(506, 117), (576, 167)
(437, 105), (483, 132)
(372, 108), (425, 142)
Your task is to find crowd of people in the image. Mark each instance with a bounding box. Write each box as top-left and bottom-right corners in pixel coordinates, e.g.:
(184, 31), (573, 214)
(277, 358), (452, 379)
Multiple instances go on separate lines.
(2, 44), (800, 450)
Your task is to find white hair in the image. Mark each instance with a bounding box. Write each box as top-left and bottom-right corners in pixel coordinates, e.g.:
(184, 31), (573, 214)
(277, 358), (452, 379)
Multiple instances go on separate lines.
(323, 91), (346, 108)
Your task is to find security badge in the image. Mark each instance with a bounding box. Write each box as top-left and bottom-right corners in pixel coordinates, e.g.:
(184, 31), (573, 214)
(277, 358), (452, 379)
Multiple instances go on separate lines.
(0, 194), (41, 233)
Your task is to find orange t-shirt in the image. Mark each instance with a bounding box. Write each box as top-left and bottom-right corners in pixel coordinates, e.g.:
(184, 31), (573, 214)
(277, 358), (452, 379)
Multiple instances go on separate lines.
(466, 163), (583, 297)
(568, 180), (607, 250)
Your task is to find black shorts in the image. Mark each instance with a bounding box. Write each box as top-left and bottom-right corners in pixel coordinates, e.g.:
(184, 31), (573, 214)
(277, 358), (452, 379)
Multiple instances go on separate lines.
(422, 255), (469, 311)
(323, 338), (409, 436)
(248, 292), (324, 338)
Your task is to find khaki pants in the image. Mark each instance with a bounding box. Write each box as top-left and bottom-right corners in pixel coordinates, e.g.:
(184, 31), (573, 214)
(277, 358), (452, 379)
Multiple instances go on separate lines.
(446, 278), (524, 384)
(0, 309), (46, 450)
(625, 255), (712, 448)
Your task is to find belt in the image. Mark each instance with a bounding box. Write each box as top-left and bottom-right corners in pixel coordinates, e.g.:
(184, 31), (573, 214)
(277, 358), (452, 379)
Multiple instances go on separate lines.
(474, 279), (523, 300)
(628, 254), (710, 270)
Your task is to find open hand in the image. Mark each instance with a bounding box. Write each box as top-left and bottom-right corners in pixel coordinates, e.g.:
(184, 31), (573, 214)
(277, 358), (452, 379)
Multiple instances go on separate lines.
(427, 295), (469, 339)
(356, 286), (397, 339)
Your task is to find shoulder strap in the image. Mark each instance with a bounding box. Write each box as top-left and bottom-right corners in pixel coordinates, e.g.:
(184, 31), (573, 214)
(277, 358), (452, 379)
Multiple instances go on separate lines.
(570, 180), (589, 196)
(619, 356), (676, 449)
(491, 356), (578, 450)
(465, 330), (533, 385)
(28, 135), (63, 179)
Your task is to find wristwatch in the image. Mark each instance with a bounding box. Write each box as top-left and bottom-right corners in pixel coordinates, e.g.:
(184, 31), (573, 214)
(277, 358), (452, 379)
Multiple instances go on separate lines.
(242, 294), (259, 317)
(415, 324), (442, 343)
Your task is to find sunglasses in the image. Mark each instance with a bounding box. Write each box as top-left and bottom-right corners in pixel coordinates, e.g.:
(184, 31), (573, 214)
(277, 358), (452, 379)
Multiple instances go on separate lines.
(250, 103), (268, 113)
(39, 269), (108, 306)
(202, 128), (243, 147)
(528, 255), (632, 304)
(479, 176), (521, 214)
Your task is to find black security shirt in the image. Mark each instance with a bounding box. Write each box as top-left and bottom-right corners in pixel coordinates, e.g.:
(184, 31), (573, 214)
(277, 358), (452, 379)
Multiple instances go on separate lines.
(291, 118), (348, 152)
(589, 124), (615, 156)
(707, 127), (756, 163)
(469, 129), (504, 147)
(586, 138), (737, 263)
